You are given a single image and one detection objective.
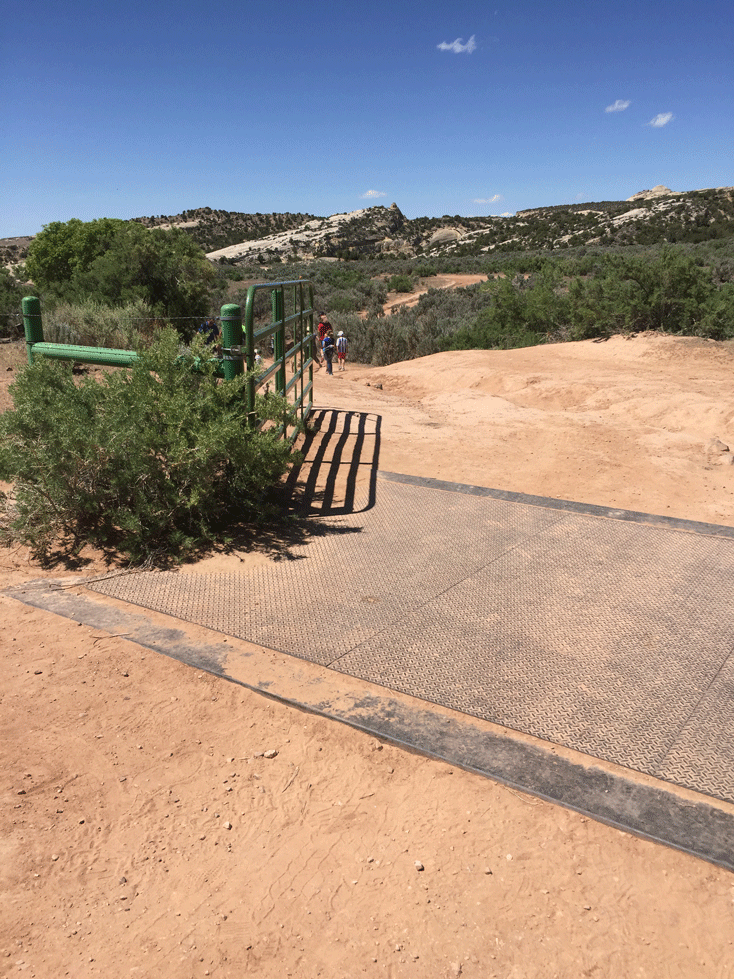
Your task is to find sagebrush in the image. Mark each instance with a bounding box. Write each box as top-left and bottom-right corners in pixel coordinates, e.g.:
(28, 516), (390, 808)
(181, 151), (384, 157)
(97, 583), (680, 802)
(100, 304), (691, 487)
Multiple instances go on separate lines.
(0, 329), (300, 562)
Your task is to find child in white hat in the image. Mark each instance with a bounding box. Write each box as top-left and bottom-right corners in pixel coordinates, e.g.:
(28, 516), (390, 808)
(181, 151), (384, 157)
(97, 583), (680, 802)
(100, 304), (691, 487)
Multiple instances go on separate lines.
(335, 330), (348, 371)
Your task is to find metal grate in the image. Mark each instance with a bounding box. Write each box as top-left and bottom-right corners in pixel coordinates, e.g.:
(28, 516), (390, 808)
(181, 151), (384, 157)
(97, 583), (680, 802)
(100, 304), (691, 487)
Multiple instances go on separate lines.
(89, 472), (734, 805)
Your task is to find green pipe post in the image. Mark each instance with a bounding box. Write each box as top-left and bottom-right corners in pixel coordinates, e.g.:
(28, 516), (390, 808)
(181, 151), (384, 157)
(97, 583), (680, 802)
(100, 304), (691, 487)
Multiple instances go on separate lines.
(22, 296), (44, 364)
(220, 303), (244, 382)
(296, 281), (304, 416)
(271, 289), (285, 396)
(306, 282), (314, 420)
(243, 288), (258, 420)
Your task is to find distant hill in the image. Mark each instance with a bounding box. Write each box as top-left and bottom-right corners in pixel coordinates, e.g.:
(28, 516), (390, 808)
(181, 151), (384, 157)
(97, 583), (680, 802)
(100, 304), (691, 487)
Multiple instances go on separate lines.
(205, 204), (509, 263)
(204, 187), (734, 263)
(3, 186), (732, 267)
(132, 207), (320, 252)
(0, 236), (34, 266)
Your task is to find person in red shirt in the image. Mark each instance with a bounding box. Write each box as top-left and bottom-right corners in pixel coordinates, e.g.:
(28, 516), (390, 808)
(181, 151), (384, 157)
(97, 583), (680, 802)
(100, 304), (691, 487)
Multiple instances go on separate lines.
(315, 311), (332, 368)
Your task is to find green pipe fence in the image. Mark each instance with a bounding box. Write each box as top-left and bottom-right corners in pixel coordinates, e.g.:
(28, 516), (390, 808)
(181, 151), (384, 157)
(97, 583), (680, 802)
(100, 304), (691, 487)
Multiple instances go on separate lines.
(238, 279), (316, 442)
(22, 296), (139, 368)
(21, 281), (316, 444)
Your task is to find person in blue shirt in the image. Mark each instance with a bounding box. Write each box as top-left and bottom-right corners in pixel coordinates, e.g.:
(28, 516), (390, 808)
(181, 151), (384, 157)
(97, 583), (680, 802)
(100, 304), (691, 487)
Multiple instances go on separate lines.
(321, 330), (335, 375)
(198, 319), (219, 345)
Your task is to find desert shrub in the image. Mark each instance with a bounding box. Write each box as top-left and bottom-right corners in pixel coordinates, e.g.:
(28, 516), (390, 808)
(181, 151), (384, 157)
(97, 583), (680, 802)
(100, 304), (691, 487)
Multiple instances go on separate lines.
(0, 268), (27, 338)
(336, 281), (496, 365)
(327, 290), (363, 314)
(350, 313), (405, 365)
(345, 304), (459, 366)
(0, 329), (299, 562)
(693, 282), (734, 340)
(386, 274), (413, 293)
(42, 297), (159, 348)
(450, 311), (546, 351)
(596, 248), (712, 334)
(561, 248), (725, 338)
(311, 265), (387, 314)
(448, 278), (548, 350)
(323, 312), (364, 355)
(320, 245), (734, 362)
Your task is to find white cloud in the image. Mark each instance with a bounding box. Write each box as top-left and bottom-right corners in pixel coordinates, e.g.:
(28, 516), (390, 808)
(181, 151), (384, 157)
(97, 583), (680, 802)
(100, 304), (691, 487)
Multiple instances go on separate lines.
(437, 34), (477, 54)
(649, 112), (673, 127)
(360, 189), (387, 199)
(473, 195), (503, 204)
(605, 99), (631, 113)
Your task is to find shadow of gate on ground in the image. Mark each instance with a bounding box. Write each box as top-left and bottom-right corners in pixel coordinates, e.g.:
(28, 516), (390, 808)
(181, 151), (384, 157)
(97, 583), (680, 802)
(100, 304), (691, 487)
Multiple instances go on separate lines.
(285, 408), (381, 517)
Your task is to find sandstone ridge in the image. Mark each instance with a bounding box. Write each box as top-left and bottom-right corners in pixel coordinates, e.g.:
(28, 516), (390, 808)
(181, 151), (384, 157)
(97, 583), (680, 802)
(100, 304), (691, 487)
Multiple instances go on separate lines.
(3, 186), (733, 267)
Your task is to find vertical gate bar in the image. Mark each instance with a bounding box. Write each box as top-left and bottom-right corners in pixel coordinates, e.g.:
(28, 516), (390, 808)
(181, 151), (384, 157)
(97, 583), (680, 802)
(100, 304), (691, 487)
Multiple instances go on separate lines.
(244, 286), (257, 420)
(272, 288), (285, 397)
(308, 282), (315, 418)
(244, 291), (254, 403)
(297, 281), (304, 420)
(291, 284), (297, 375)
(271, 288), (285, 438)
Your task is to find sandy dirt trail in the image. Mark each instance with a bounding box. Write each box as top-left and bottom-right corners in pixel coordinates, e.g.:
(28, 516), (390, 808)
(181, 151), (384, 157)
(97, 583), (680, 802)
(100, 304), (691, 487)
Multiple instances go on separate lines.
(1, 334), (734, 979)
(382, 273), (488, 313)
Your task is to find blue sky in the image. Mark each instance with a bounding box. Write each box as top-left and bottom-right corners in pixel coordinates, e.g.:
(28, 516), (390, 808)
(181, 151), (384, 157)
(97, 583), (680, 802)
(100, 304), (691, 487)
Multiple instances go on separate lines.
(2, 0), (731, 237)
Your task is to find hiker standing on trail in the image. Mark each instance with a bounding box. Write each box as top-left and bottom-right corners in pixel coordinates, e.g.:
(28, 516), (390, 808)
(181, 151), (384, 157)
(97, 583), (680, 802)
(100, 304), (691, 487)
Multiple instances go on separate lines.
(315, 311), (332, 368)
(336, 330), (348, 371)
(322, 329), (335, 375)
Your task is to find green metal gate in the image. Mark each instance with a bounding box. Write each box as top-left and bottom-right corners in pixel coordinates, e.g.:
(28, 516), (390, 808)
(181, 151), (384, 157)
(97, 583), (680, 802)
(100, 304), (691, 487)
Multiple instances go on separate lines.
(22, 280), (317, 443)
(220, 278), (316, 442)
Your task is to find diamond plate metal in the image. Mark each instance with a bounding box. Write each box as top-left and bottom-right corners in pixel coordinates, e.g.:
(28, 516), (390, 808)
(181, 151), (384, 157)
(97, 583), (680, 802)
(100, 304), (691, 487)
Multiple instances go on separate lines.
(89, 465), (734, 805)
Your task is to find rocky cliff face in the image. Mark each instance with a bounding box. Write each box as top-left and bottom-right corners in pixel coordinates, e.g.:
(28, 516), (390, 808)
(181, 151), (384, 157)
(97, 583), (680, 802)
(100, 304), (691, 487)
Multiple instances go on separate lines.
(626, 185), (682, 201)
(207, 203), (411, 262)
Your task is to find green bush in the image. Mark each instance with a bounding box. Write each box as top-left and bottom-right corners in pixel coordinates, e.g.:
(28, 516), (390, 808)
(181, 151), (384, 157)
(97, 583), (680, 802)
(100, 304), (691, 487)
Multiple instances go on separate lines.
(0, 268), (26, 338)
(0, 329), (300, 562)
(26, 218), (214, 328)
(386, 274), (413, 293)
(694, 281), (734, 340)
(41, 297), (158, 348)
(449, 278), (547, 350)
(326, 290), (362, 314)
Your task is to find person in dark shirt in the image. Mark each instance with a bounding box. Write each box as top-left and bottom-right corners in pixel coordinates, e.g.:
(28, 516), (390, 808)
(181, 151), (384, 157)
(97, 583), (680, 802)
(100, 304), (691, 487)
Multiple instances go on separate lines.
(198, 318), (219, 345)
(321, 329), (335, 375)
